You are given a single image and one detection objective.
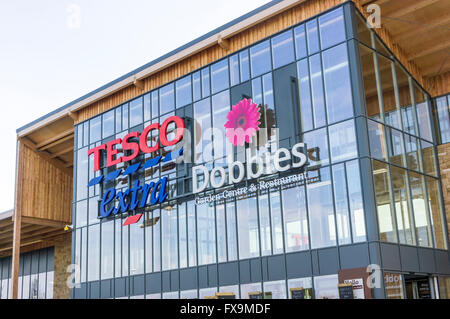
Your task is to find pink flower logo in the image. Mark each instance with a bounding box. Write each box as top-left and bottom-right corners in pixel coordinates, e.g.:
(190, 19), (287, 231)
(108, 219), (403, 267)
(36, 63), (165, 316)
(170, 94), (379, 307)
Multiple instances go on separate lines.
(224, 98), (261, 146)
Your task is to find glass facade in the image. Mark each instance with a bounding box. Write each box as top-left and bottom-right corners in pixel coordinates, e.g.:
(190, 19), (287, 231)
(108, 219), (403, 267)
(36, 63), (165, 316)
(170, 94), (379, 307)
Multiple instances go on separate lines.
(0, 248), (54, 299)
(70, 3), (449, 299)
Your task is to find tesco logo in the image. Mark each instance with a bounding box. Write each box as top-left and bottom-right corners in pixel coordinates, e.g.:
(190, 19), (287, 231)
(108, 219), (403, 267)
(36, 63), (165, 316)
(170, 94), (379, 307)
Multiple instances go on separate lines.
(88, 115), (185, 171)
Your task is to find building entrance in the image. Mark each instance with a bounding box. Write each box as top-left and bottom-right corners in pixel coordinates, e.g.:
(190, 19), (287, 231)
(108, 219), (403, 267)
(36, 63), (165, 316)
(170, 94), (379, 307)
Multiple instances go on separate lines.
(404, 275), (433, 299)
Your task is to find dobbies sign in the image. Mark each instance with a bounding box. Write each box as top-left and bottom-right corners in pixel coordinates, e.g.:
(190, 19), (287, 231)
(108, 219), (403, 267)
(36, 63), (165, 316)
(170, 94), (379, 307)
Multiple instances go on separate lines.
(87, 115), (185, 225)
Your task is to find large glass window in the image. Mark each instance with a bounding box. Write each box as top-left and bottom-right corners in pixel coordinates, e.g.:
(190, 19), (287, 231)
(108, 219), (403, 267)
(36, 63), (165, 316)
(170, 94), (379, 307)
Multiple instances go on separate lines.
(332, 163), (351, 245)
(346, 160), (366, 242)
(307, 167), (336, 249)
(435, 95), (450, 143)
(304, 127), (329, 167)
(179, 203), (187, 268)
(426, 177), (447, 250)
(319, 7), (346, 49)
(391, 166), (415, 245)
(297, 59), (313, 131)
(226, 200), (238, 261)
(236, 197), (260, 259)
(322, 43), (353, 123)
(129, 97), (143, 128)
(309, 54), (326, 127)
(216, 203), (227, 263)
(176, 75), (192, 108)
(314, 274), (339, 299)
(129, 215), (144, 275)
(87, 224), (100, 282)
(271, 30), (294, 69)
(197, 204), (216, 265)
(160, 83), (175, 114)
(294, 24), (307, 60)
(250, 40), (271, 78)
(258, 192), (272, 256)
(162, 206), (178, 270)
(329, 120), (357, 163)
(282, 185), (309, 252)
(211, 59), (229, 94)
(368, 120), (387, 160)
(102, 110), (115, 138)
(101, 221), (114, 280)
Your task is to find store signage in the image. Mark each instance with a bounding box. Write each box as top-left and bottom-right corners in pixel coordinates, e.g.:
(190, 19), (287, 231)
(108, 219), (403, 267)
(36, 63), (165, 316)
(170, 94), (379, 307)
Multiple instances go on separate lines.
(87, 116), (185, 224)
(192, 142), (308, 196)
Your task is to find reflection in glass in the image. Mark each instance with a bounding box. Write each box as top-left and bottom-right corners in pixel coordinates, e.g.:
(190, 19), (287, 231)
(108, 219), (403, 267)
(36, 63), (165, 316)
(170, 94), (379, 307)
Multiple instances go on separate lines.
(378, 54), (400, 129)
(271, 30), (294, 69)
(102, 110), (115, 138)
(307, 167), (336, 249)
(77, 147), (88, 201)
(258, 192), (272, 256)
(76, 200), (87, 229)
(405, 134), (421, 172)
(421, 141), (437, 177)
(359, 44), (381, 121)
(346, 160), (366, 242)
(230, 54), (240, 86)
(160, 83), (175, 114)
(216, 203), (227, 263)
(239, 50), (250, 83)
(179, 203), (187, 268)
(87, 224), (100, 281)
(176, 75), (192, 108)
(332, 163), (351, 245)
(322, 44), (353, 124)
(306, 19), (319, 54)
(386, 127), (405, 167)
(250, 40), (271, 78)
(194, 98), (212, 164)
(414, 84), (433, 142)
(211, 59), (229, 94)
(212, 91), (230, 160)
(129, 97), (143, 128)
(90, 116), (101, 143)
(314, 274), (339, 299)
(373, 160), (397, 243)
(193, 71), (201, 102)
(319, 7), (346, 50)
(435, 95), (450, 143)
(294, 24), (307, 60)
(391, 166), (415, 245)
(187, 201), (197, 267)
(145, 211), (153, 273)
(101, 221), (114, 280)
(130, 214), (145, 275)
(304, 127), (329, 167)
(264, 280), (287, 299)
(297, 59), (313, 131)
(426, 177), (447, 250)
(162, 206), (178, 270)
(237, 196), (260, 259)
(197, 204), (216, 265)
(226, 201), (237, 261)
(282, 185), (309, 252)
(270, 190), (284, 254)
(309, 54), (326, 127)
(368, 119), (387, 160)
(329, 120), (357, 163)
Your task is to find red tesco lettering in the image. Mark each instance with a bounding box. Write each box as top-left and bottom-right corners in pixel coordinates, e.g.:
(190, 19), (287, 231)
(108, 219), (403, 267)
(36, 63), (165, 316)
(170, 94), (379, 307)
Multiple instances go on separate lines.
(88, 115), (185, 172)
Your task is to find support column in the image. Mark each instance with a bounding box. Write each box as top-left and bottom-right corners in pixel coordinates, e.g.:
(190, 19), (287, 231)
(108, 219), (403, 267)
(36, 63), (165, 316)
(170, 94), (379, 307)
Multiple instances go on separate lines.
(11, 139), (24, 299)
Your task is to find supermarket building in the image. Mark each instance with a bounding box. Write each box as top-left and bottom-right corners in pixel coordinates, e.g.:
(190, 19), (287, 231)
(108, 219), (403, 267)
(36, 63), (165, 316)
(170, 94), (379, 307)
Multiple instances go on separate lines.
(1, 0), (450, 299)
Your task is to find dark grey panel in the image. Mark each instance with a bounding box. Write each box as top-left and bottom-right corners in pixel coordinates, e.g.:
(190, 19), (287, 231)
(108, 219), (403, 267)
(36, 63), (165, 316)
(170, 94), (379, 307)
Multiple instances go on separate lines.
(89, 281), (100, 299)
(250, 258), (262, 282)
(218, 262), (239, 286)
(23, 254), (31, 276)
(31, 250), (39, 274)
(418, 248), (436, 273)
(267, 255), (286, 281)
(180, 268), (197, 290)
(339, 244), (369, 269)
(133, 275), (145, 296)
(435, 250), (450, 275)
(317, 247), (339, 275)
(73, 283), (87, 299)
(261, 257), (268, 281)
(162, 271), (170, 292)
(273, 63), (301, 148)
(100, 279), (112, 299)
(198, 266), (208, 288)
(286, 251), (312, 279)
(399, 245), (419, 272)
(207, 265), (218, 287)
(380, 243), (401, 271)
(230, 81), (251, 105)
(239, 260), (251, 284)
(145, 273), (161, 294)
(170, 271), (179, 291)
(114, 278), (128, 298)
(38, 249), (47, 273)
(368, 242), (381, 265)
(311, 250), (319, 275)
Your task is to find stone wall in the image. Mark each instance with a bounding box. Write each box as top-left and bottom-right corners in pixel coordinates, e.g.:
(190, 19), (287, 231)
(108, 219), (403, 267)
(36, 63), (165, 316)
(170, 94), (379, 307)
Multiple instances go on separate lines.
(53, 232), (72, 299)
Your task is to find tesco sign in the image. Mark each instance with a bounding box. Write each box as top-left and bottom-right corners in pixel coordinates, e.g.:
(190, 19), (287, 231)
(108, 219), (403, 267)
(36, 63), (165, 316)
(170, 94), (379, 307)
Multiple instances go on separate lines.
(88, 115), (185, 171)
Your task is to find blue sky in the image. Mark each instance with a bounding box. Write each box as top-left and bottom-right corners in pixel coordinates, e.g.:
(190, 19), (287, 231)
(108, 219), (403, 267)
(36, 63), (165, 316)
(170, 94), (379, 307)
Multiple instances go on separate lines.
(0, 0), (270, 212)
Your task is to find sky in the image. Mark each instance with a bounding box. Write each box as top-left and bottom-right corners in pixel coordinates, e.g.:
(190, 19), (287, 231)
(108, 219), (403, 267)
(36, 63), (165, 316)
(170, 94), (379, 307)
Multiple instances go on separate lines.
(0, 0), (271, 213)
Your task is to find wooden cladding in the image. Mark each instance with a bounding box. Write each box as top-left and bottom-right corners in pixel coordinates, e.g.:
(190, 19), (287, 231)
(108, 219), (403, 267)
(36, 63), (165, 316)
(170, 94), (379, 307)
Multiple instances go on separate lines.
(426, 71), (450, 97)
(18, 144), (73, 224)
(75, 0), (346, 124)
